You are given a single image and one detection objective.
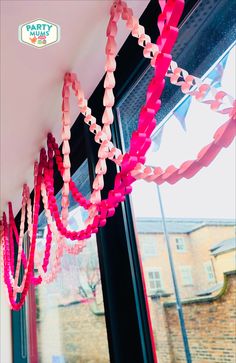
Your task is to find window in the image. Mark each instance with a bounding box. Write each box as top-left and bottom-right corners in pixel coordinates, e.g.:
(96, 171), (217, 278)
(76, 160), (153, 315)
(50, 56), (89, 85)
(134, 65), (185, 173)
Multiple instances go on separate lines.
(176, 238), (186, 252)
(141, 239), (158, 257)
(204, 261), (215, 282)
(9, 1), (235, 363)
(36, 229), (44, 239)
(114, 0), (235, 361)
(180, 266), (193, 286)
(147, 269), (163, 292)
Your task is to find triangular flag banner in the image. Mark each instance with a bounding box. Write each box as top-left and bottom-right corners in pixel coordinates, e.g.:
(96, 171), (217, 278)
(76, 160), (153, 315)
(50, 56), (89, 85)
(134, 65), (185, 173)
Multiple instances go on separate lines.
(207, 53), (229, 88)
(150, 126), (164, 152)
(173, 96), (192, 132)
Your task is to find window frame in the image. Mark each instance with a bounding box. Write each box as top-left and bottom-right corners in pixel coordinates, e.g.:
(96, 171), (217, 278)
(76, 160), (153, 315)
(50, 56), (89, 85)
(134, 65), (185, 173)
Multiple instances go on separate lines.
(180, 265), (194, 286)
(176, 237), (186, 252)
(141, 238), (158, 258)
(147, 268), (163, 292)
(204, 261), (216, 283)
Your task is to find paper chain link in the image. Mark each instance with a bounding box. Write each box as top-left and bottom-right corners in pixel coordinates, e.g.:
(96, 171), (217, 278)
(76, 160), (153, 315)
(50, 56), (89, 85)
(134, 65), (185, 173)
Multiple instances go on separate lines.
(1, 0), (236, 310)
(60, 0), (235, 190)
(1, 0), (184, 309)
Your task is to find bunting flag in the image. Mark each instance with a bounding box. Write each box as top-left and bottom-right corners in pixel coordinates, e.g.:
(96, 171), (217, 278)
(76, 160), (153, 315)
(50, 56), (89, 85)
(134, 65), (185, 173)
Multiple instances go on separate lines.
(150, 95), (192, 150)
(207, 53), (229, 88)
(150, 126), (164, 151)
(172, 52), (229, 133)
(173, 96), (192, 132)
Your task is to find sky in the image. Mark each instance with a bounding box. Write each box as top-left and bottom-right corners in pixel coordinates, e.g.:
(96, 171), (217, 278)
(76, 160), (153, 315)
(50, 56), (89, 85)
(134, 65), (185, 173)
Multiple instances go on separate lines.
(131, 45), (236, 219)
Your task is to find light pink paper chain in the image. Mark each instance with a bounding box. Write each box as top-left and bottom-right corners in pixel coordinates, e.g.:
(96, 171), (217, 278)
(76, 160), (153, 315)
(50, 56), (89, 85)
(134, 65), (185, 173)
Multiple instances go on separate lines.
(78, 1), (235, 155)
(1, 0), (236, 310)
(65, 0), (235, 190)
(33, 183), (64, 284)
(166, 61), (235, 115)
(1, 151), (44, 310)
(132, 115), (236, 184)
(41, 0), (184, 247)
(61, 0), (235, 233)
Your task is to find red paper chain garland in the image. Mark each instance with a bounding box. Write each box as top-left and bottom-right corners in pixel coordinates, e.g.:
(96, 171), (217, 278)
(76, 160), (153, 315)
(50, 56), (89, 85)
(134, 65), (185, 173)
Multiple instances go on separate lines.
(1, 150), (44, 310)
(1, 0), (184, 309)
(0, 0), (235, 310)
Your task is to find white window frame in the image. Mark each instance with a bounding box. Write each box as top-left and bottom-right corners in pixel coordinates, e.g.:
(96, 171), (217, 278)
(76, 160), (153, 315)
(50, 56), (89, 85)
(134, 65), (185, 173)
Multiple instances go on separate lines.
(146, 268), (163, 292)
(204, 261), (215, 282)
(141, 239), (158, 257)
(175, 237), (186, 252)
(180, 266), (193, 286)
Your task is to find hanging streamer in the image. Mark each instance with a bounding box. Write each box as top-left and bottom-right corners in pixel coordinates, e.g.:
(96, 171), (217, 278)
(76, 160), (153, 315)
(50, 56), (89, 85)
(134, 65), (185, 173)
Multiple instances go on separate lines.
(0, 0), (235, 310)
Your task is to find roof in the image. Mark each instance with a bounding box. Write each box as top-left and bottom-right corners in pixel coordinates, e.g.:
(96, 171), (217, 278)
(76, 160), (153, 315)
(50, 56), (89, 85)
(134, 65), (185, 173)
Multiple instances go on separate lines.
(210, 238), (236, 256)
(196, 282), (224, 296)
(136, 218), (235, 234)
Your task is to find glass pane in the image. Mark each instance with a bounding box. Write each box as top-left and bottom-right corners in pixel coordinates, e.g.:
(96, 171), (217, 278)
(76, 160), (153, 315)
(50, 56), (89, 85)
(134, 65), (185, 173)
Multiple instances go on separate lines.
(117, 3), (235, 361)
(117, 0), (236, 152)
(33, 160), (110, 363)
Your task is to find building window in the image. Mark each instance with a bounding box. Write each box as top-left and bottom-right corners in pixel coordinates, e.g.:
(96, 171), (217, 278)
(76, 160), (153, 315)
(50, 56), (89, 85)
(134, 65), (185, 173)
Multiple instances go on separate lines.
(147, 269), (163, 291)
(180, 266), (193, 286)
(36, 229), (44, 239)
(141, 239), (157, 257)
(204, 261), (215, 282)
(176, 238), (186, 252)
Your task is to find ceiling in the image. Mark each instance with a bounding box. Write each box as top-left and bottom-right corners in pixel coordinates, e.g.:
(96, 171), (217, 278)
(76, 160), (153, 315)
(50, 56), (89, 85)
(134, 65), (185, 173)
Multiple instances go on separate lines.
(0, 0), (149, 215)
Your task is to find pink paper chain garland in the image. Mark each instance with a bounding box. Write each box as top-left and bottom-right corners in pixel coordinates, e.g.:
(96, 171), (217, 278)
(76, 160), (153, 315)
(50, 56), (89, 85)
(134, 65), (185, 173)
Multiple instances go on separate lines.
(1, 0), (184, 309)
(1, 150), (44, 310)
(42, 0), (184, 243)
(1, 0), (235, 310)
(132, 115), (236, 184)
(0, 0), (184, 309)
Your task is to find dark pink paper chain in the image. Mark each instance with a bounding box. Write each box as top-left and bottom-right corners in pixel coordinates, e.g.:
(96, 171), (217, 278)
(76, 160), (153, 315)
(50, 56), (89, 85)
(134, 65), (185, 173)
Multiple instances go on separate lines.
(3, 0), (235, 310)
(42, 0), (184, 243)
(1, 1), (184, 310)
(1, 150), (45, 310)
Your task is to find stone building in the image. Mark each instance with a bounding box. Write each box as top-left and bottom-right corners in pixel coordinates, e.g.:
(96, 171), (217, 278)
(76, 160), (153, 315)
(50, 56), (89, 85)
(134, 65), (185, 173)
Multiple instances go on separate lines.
(35, 217), (235, 362)
(136, 218), (236, 362)
(136, 218), (235, 299)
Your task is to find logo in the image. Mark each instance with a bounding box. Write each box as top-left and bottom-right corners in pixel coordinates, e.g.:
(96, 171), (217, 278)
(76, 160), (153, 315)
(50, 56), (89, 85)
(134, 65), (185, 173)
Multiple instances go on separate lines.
(18, 19), (60, 48)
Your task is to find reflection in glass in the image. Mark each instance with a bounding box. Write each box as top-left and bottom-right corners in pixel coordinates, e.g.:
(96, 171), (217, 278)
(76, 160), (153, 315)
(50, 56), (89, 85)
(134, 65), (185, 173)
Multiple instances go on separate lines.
(34, 160), (110, 363)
